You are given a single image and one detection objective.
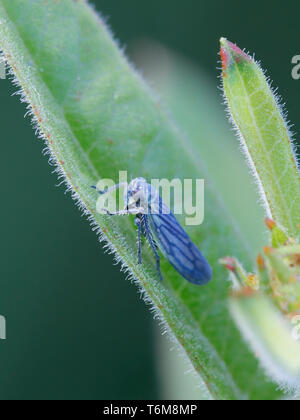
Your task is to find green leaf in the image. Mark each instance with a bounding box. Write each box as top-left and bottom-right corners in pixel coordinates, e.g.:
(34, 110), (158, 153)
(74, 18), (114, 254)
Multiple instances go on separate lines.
(221, 38), (300, 390)
(132, 41), (266, 254)
(0, 1), (280, 399)
(220, 38), (300, 240)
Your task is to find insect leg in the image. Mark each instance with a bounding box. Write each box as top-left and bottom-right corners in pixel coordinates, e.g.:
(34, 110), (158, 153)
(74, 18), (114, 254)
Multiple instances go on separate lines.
(142, 215), (163, 281)
(91, 182), (128, 195)
(102, 207), (145, 216)
(135, 216), (142, 264)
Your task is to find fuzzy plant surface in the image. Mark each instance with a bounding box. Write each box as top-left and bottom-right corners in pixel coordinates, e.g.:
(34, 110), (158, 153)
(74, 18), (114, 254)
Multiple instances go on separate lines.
(0, 0), (299, 400)
(220, 38), (300, 393)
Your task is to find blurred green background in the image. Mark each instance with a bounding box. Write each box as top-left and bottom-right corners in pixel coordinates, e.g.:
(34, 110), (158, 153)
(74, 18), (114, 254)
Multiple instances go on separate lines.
(0, 0), (299, 399)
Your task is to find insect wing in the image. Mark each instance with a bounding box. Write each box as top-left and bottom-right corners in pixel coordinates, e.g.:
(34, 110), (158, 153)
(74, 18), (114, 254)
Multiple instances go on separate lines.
(149, 211), (212, 285)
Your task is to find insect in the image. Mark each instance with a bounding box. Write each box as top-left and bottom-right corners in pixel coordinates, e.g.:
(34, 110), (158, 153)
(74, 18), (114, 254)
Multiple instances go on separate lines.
(92, 177), (212, 286)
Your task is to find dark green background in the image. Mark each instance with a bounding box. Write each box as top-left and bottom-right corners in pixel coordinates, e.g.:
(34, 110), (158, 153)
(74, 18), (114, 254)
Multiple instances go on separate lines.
(0, 0), (299, 399)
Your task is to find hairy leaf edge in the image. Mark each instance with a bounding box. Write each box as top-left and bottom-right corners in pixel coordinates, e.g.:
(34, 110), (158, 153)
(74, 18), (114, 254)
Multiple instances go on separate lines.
(0, 4), (251, 400)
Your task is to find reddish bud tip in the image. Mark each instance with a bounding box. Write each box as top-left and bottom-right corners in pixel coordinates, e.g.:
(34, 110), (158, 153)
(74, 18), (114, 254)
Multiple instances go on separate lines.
(257, 254), (266, 269)
(232, 286), (255, 298)
(220, 257), (236, 272)
(263, 246), (274, 256)
(265, 218), (276, 230)
(220, 46), (228, 76)
(220, 38), (252, 74)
